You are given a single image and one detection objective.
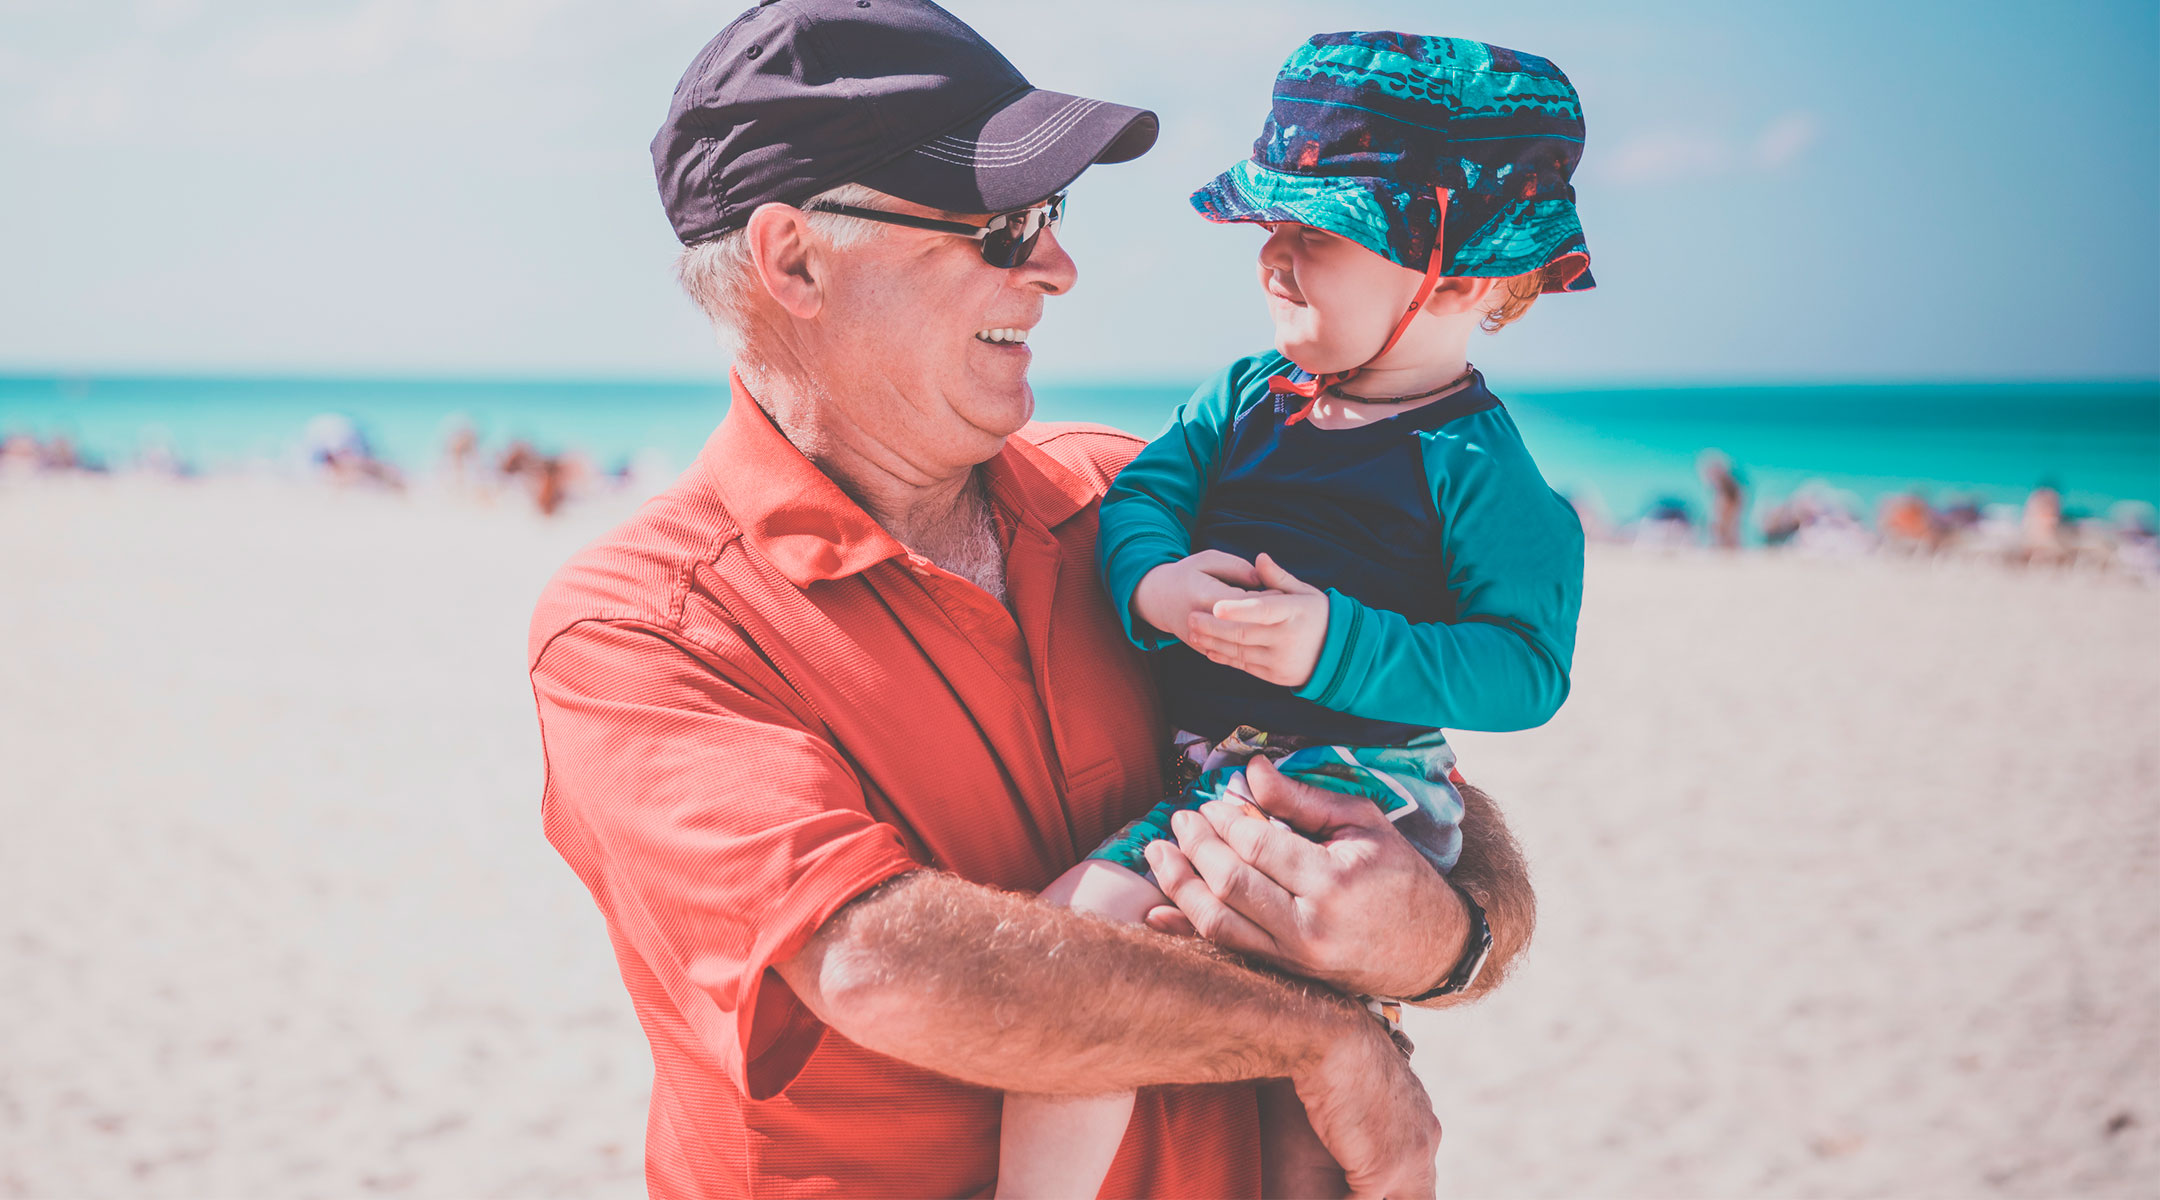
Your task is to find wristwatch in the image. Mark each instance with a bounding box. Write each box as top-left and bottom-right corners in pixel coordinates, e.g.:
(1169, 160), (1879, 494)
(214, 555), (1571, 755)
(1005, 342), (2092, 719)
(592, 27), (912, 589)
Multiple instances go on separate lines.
(1403, 884), (1493, 1002)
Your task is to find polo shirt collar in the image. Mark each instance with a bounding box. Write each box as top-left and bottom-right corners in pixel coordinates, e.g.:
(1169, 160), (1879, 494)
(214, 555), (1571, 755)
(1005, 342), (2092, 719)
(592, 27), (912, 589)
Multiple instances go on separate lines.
(982, 426), (1097, 532)
(702, 371), (1099, 588)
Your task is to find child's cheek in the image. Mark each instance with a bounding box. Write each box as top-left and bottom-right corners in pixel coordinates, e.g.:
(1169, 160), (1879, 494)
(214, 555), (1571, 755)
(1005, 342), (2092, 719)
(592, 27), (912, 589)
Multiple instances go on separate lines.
(1264, 290), (1305, 333)
(1272, 303), (1360, 375)
(1267, 300), (1323, 364)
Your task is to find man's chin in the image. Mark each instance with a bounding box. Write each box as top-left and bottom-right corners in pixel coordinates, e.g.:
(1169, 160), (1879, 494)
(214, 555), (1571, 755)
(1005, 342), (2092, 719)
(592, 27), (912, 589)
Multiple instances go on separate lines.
(964, 359), (1036, 421)
(958, 382), (1035, 448)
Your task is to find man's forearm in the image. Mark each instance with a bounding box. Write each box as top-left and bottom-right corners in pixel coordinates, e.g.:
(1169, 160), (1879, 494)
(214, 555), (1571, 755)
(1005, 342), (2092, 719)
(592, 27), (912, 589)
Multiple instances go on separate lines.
(777, 870), (1370, 1096)
(1420, 781), (1536, 1006)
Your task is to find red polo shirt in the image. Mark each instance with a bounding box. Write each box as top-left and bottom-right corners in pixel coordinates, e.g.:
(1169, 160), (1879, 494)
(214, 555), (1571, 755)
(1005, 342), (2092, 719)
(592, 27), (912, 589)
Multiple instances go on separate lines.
(528, 376), (1260, 1199)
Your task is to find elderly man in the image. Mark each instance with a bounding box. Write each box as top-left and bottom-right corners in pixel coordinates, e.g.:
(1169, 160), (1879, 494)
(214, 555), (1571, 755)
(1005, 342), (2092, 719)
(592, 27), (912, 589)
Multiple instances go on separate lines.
(529, 3), (1535, 1197)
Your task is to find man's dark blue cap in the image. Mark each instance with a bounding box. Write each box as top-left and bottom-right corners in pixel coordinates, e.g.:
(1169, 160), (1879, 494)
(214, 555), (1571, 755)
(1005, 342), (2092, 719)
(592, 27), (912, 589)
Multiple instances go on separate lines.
(654, 0), (1159, 245)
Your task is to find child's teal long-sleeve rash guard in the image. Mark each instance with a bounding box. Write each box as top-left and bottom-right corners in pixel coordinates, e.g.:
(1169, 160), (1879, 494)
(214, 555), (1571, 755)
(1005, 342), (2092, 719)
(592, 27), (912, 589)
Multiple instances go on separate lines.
(1097, 352), (1585, 745)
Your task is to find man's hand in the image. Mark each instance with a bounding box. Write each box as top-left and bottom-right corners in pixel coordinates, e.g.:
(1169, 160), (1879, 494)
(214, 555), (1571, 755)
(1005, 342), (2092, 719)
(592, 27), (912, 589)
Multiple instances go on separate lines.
(1294, 1021), (1442, 1200)
(1142, 755), (1467, 999)
(1130, 549), (1261, 641)
(1183, 553), (1330, 688)
(780, 872), (1444, 1198)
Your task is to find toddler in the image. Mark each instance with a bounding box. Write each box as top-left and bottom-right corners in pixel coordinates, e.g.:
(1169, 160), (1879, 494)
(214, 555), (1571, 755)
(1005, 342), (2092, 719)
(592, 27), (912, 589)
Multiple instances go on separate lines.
(1000, 32), (1592, 1198)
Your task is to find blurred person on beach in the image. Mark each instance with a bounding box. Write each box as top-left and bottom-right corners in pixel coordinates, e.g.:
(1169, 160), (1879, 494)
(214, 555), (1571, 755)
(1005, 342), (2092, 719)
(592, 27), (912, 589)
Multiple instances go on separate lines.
(439, 420), (480, 492)
(1759, 503), (1800, 547)
(2020, 482), (2070, 567)
(998, 33), (1587, 1199)
(532, 455), (567, 516)
(302, 413), (401, 491)
(1757, 483), (1872, 557)
(2108, 501), (2160, 578)
(496, 437), (580, 516)
(1879, 491), (1946, 555)
(1635, 495), (1699, 549)
(1941, 494), (1985, 538)
(496, 437), (538, 484)
(527, 4), (1537, 1197)
(1, 432), (43, 475)
(1698, 450), (1747, 550)
(1, 431), (103, 477)
(41, 434), (80, 472)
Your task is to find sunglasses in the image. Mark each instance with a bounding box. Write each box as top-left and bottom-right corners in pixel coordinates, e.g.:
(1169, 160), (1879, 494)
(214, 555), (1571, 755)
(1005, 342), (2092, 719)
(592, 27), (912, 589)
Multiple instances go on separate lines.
(802, 193), (1066, 269)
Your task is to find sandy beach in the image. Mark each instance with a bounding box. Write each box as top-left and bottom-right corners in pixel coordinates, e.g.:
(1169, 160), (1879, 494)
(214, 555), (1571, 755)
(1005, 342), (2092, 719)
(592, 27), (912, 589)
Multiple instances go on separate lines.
(2, 474), (2155, 1199)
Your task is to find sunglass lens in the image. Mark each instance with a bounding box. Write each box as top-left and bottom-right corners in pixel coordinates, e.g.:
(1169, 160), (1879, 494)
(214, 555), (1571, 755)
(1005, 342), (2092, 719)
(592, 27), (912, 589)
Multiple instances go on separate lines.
(980, 197), (1062, 268)
(984, 226), (1038, 269)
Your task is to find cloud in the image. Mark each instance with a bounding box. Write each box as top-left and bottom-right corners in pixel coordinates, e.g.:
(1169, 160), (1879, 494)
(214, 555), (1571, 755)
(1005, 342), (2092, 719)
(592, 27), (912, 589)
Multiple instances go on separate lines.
(1601, 110), (1822, 186)
(1752, 111), (1820, 169)
(17, 40), (161, 141)
(1602, 129), (1732, 185)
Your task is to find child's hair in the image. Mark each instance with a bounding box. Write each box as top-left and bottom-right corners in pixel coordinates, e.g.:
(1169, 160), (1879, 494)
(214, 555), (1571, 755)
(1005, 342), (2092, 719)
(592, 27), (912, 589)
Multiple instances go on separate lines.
(1481, 266), (1560, 333)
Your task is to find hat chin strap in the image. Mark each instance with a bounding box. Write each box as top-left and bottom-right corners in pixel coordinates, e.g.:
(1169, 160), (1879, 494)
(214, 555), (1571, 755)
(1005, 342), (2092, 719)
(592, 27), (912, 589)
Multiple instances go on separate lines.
(1269, 187), (1451, 425)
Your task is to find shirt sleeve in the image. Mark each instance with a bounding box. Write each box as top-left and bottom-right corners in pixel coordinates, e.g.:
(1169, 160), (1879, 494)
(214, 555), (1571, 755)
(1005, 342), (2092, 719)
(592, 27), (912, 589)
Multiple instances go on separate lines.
(531, 618), (922, 1099)
(1097, 354), (1284, 650)
(1293, 407), (1585, 732)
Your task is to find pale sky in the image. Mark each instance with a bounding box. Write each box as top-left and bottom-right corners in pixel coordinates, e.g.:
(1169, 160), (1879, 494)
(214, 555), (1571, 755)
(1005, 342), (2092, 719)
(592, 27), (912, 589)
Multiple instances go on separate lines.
(1, 0), (2154, 384)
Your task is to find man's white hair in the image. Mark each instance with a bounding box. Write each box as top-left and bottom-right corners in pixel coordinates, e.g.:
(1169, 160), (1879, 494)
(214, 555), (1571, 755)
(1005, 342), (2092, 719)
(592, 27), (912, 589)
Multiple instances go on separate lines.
(674, 182), (890, 360)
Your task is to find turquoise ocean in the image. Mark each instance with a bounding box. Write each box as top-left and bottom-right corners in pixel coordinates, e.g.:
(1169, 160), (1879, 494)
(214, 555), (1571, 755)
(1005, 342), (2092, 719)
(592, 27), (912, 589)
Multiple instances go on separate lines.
(4, 373), (2155, 528)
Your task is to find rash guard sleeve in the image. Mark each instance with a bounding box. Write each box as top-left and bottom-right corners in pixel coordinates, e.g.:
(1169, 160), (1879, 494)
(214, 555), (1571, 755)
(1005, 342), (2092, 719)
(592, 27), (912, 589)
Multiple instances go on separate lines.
(1097, 353), (1288, 651)
(1292, 406), (1584, 733)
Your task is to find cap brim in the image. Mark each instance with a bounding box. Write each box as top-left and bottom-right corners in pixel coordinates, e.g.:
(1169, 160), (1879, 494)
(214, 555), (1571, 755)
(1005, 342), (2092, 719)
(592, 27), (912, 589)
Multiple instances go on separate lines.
(1194, 159), (1598, 291)
(1191, 160), (1404, 264)
(857, 87), (1158, 214)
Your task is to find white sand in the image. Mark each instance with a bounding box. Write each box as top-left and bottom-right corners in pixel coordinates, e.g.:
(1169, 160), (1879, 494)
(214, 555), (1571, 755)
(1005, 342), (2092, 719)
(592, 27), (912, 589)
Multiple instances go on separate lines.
(2, 476), (2155, 1198)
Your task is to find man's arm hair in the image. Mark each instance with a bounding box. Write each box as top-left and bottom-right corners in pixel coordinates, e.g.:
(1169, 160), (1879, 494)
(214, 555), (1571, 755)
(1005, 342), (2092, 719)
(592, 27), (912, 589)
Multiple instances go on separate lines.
(776, 870), (1369, 1096)
(1420, 781), (1536, 1007)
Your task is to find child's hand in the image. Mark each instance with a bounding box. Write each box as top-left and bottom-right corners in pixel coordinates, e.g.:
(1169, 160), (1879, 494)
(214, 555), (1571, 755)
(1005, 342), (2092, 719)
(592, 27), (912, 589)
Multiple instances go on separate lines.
(1185, 554), (1329, 688)
(1131, 550), (1263, 641)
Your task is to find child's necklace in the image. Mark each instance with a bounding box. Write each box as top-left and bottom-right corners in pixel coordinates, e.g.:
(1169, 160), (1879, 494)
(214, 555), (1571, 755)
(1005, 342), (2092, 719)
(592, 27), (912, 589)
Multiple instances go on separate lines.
(1326, 364), (1476, 405)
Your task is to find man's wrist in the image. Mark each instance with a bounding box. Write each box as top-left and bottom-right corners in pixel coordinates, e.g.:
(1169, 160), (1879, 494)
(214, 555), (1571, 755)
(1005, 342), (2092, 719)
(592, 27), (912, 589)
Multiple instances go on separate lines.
(1370, 877), (1471, 1000)
(1291, 996), (1393, 1085)
(1401, 883), (1492, 1002)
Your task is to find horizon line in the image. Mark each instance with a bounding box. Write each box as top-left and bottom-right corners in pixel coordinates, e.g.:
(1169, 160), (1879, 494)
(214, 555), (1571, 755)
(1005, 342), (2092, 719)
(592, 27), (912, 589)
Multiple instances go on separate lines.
(3, 365), (2156, 395)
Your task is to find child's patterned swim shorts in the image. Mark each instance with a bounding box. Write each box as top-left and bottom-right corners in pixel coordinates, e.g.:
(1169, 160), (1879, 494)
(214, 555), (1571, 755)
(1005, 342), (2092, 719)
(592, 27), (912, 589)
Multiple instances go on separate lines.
(1086, 725), (1466, 879)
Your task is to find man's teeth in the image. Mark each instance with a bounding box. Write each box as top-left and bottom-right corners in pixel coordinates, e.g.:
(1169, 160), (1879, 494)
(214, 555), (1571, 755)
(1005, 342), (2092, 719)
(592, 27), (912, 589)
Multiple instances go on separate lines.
(975, 328), (1028, 345)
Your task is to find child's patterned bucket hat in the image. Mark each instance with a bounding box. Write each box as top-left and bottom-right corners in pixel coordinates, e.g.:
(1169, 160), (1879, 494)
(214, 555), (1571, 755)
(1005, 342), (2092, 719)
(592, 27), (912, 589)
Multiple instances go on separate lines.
(1193, 32), (1594, 292)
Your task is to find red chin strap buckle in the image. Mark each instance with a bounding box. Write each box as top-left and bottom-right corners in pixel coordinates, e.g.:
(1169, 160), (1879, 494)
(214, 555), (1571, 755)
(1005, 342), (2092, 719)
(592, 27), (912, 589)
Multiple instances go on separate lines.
(1270, 187), (1452, 425)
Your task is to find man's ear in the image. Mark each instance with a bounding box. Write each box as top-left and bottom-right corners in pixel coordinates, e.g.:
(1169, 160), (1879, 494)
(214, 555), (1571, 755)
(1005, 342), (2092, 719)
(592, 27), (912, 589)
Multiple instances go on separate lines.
(1420, 274), (1502, 317)
(744, 202), (825, 320)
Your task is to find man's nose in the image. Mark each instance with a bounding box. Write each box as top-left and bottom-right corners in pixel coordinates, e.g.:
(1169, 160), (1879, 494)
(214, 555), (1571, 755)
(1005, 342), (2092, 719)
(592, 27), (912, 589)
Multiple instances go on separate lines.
(1258, 226), (1297, 270)
(1016, 225), (1078, 295)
